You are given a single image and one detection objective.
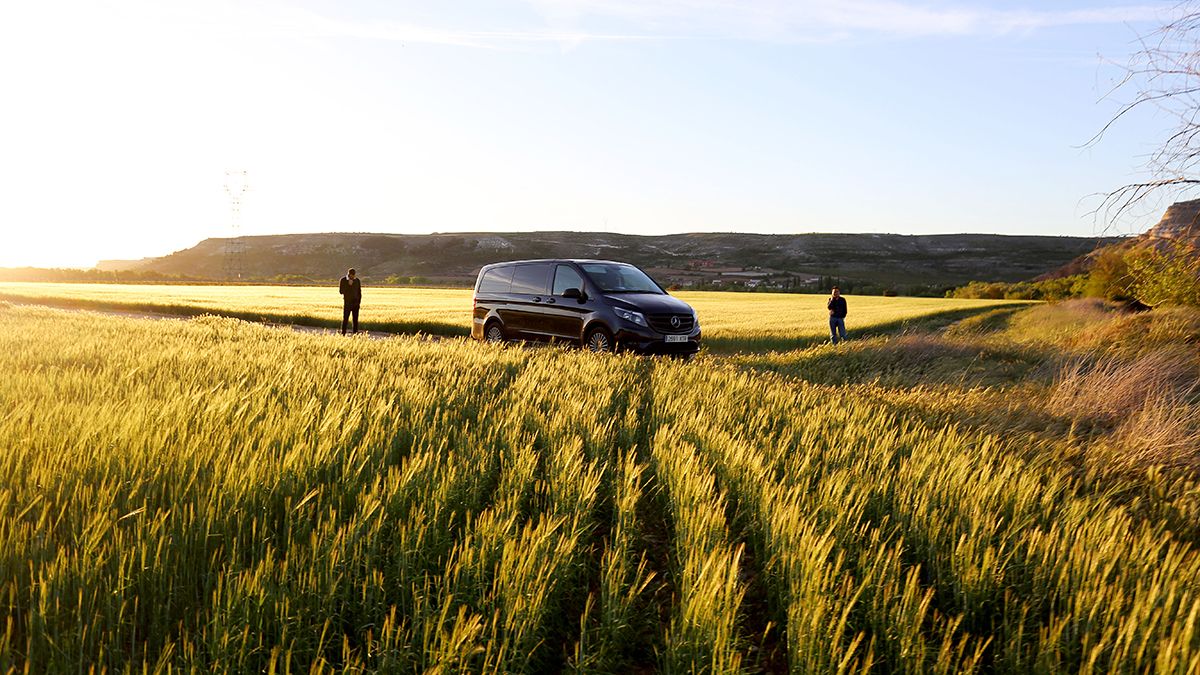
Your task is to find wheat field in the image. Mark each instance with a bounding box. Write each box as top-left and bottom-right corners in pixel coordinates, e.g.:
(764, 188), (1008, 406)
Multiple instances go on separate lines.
(0, 282), (473, 335)
(2, 301), (1198, 673)
(0, 282), (1022, 351)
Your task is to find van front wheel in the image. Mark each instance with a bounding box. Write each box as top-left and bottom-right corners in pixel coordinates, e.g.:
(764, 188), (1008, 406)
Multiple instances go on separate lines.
(585, 327), (613, 353)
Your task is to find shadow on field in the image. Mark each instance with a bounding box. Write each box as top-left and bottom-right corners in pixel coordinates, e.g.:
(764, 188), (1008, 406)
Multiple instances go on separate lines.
(0, 294), (471, 337)
(734, 333), (1049, 389)
(703, 304), (1029, 354)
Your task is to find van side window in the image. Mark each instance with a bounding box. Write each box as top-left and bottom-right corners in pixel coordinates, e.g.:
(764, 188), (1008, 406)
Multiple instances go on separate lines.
(553, 265), (584, 296)
(510, 264), (551, 295)
(478, 266), (514, 293)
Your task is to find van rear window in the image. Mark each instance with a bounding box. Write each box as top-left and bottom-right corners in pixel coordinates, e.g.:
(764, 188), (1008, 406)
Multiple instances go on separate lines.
(510, 264), (551, 295)
(478, 266), (514, 293)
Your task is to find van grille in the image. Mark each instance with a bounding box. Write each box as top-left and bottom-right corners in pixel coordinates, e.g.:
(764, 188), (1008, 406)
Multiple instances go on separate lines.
(648, 313), (694, 334)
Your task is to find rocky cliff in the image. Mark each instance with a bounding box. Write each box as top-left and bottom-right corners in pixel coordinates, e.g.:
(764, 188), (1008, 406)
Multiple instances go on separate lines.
(1147, 199), (1200, 246)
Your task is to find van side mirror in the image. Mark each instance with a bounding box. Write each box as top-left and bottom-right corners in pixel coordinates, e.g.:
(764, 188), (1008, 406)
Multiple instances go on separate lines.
(563, 287), (585, 300)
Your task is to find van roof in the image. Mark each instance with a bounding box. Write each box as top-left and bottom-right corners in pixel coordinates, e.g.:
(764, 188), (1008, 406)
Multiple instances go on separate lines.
(479, 258), (632, 270)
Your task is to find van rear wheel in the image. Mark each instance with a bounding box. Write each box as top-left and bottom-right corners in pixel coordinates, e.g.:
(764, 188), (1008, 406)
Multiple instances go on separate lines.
(485, 322), (506, 343)
(585, 327), (613, 352)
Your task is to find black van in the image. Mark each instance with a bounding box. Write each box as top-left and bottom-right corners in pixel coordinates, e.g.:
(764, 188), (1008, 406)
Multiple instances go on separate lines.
(472, 259), (701, 356)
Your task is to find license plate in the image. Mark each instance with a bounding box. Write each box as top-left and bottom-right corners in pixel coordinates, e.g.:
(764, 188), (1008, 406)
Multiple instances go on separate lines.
(664, 334), (688, 343)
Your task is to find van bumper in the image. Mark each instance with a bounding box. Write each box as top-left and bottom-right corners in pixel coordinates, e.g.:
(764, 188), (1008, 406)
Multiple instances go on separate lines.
(614, 327), (702, 355)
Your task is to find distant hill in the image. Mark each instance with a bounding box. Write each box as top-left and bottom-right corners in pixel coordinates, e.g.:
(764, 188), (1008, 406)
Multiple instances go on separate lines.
(95, 258), (158, 272)
(132, 231), (1119, 292)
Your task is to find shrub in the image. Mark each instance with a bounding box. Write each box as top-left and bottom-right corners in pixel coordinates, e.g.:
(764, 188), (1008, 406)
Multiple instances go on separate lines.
(1124, 241), (1200, 307)
(1032, 275), (1088, 301)
(1081, 245), (1135, 300)
(947, 281), (1008, 299)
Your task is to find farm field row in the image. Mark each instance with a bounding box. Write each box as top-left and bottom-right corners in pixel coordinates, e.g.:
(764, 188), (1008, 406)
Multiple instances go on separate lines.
(0, 282), (1024, 352)
(1, 303), (1197, 672)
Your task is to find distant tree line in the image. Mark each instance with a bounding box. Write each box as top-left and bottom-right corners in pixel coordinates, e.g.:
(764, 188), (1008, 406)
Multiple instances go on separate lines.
(0, 267), (465, 288)
(268, 274), (446, 286)
(696, 275), (953, 297)
(0, 268), (197, 284)
(815, 275), (953, 298)
(946, 277), (1085, 302)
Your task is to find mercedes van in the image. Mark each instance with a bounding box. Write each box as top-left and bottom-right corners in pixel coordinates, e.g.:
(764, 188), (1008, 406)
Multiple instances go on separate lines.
(471, 259), (701, 356)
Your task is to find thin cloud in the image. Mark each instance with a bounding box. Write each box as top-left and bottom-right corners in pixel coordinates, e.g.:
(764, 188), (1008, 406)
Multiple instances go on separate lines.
(222, 7), (667, 48)
(78, 1), (665, 50)
(524, 0), (1174, 42)
(25, 0), (1175, 51)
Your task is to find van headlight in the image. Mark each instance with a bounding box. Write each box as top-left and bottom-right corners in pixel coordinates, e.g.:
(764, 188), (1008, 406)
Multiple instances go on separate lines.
(614, 307), (648, 327)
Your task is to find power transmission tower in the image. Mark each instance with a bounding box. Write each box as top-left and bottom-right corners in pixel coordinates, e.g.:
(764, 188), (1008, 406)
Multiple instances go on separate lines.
(223, 170), (249, 281)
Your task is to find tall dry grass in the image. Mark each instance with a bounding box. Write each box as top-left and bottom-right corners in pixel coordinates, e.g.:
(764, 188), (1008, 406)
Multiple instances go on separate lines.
(1010, 298), (1200, 356)
(1050, 350), (1197, 425)
(1024, 297), (1200, 472)
(1051, 351), (1200, 470)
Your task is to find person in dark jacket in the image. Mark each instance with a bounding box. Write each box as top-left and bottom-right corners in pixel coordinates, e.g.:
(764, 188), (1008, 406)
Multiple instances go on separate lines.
(339, 268), (362, 335)
(827, 286), (847, 344)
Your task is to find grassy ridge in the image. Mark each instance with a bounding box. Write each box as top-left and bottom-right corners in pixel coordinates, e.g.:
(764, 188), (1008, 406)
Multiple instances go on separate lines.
(3, 302), (1200, 672)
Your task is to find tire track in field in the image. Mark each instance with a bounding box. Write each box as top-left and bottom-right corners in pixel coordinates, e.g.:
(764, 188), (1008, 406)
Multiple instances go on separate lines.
(643, 356), (791, 674)
(634, 355), (791, 674)
(630, 355), (675, 672)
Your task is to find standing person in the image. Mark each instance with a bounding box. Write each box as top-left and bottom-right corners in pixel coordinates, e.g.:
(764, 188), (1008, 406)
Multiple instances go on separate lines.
(339, 268), (362, 335)
(827, 286), (848, 345)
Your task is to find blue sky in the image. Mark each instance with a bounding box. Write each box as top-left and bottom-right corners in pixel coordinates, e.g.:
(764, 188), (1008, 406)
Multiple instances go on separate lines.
(0, 0), (1187, 267)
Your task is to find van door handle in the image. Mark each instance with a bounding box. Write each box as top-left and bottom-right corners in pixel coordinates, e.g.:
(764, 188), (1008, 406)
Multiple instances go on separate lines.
(545, 298), (556, 304)
(533, 297), (542, 303)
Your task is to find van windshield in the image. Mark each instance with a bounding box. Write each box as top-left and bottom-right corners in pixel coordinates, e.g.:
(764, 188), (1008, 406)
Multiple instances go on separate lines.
(580, 263), (664, 294)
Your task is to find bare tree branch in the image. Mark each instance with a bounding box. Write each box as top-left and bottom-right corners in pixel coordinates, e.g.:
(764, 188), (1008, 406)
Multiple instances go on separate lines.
(1092, 3), (1200, 228)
